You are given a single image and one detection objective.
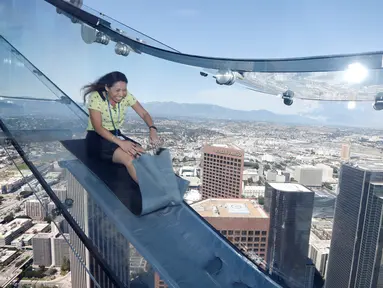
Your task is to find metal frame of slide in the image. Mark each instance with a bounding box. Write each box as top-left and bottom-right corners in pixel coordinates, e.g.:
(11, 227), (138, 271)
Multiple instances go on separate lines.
(0, 27), (281, 288)
(45, 0), (383, 73)
(0, 120), (127, 288)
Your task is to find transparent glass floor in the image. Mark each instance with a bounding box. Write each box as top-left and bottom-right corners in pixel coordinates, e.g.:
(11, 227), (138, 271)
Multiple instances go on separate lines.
(0, 1), (382, 288)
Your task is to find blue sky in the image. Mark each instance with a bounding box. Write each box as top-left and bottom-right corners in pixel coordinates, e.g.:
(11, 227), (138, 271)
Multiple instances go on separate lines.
(0, 0), (383, 124)
(89, 0), (383, 58)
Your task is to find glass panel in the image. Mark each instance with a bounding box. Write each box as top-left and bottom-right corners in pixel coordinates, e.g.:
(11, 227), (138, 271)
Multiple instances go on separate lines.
(64, 168), (156, 288)
(0, 2), (278, 286)
(50, 1), (383, 73)
(0, 144), (102, 288)
(236, 69), (383, 101)
(0, 2), (196, 288)
(0, 4), (131, 286)
(1, 1), (382, 288)
(77, 3), (181, 53)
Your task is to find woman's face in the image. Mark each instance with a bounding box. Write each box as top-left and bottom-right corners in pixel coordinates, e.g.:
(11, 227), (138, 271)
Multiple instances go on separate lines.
(106, 81), (127, 103)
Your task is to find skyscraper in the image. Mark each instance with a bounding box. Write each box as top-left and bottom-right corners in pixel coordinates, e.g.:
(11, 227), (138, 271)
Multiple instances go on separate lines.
(52, 234), (70, 267)
(65, 170), (130, 288)
(201, 144), (244, 199)
(325, 163), (383, 288)
(32, 233), (52, 266)
(25, 199), (48, 220)
(264, 182), (315, 288)
(341, 143), (351, 161)
(193, 198), (269, 258)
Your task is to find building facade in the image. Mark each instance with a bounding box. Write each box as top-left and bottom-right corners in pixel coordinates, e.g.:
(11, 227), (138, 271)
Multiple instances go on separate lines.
(201, 144), (244, 199)
(294, 166), (323, 187)
(65, 171), (131, 288)
(264, 182), (315, 288)
(193, 198), (270, 258)
(340, 143), (351, 161)
(52, 234), (70, 267)
(25, 199), (48, 220)
(325, 164), (383, 288)
(32, 233), (52, 267)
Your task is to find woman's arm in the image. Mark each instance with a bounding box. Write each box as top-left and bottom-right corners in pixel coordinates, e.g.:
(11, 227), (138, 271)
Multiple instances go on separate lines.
(89, 109), (123, 145)
(131, 101), (155, 128)
(89, 109), (144, 156)
(131, 101), (160, 146)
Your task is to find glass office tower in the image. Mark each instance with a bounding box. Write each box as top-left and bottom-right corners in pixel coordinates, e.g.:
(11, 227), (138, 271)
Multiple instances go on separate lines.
(264, 183), (315, 288)
(325, 163), (383, 288)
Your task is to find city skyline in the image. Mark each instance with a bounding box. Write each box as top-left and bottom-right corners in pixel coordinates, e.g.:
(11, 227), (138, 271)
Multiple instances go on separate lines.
(1, 0), (383, 127)
(1, 0), (383, 287)
(0, 113), (382, 287)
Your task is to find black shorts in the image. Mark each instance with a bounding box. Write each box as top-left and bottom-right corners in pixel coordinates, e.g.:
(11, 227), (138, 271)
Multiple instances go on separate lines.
(86, 130), (121, 161)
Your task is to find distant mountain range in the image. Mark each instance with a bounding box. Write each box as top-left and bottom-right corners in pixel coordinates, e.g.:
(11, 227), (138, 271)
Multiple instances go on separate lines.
(133, 101), (382, 128)
(133, 101), (319, 125)
(1, 99), (381, 128)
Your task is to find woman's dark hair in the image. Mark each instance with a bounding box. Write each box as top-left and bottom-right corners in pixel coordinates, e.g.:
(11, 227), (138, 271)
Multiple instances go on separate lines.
(82, 71), (128, 103)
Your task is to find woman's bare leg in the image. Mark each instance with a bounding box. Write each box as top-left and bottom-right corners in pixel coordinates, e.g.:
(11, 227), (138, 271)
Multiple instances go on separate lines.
(112, 147), (138, 183)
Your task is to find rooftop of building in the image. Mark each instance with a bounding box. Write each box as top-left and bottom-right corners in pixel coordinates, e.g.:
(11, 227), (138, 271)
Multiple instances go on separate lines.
(296, 165), (322, 170)
(243, 186), (265, 192)
(0, 218), (32, 238)
(310, 234), (331, 251)
(180, 166), (197, 171)
(45, 172), (62, 178)
(33, 233), (54, 239)
(184, 190), (202, 204)
(268, 182), (312, 193)
(24, 223), (50, 234)
(206, 143), (243, 151)
(181, 176), (201, 186)
(12, 233), (36, 242)
(203, 144), (244, 158)
(25, 198), (40, 203)
(211, 144), (234, 148)
(310, 187), (336, 198)
(51, 183), (67, 191)
(191, 198), (268, 218)
(243, 169), (259, 174)
(312, 218), (334, 227)
(345, 162), (383, 172)
(0, 249), (17, 263)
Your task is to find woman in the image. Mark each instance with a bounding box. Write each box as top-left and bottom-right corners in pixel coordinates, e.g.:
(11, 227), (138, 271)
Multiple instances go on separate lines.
(84, 71), (160, 183)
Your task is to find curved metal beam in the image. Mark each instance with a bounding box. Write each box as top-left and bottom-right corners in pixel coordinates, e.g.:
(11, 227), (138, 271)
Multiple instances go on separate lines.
(45, 0), (383, 73)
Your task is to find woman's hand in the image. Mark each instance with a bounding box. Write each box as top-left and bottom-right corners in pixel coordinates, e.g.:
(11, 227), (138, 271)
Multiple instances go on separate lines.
(118, 140), (145, 158)
(149, 128), (160, 146)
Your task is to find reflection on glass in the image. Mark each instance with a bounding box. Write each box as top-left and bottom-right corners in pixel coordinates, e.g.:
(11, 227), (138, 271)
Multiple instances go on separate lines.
(78, 4), (180, 53)
(238, 68), (383, 102)
(5, 1), (383, 288)
(0, 3), (165, 287)
(0, 144), (102, 288)
(65, 170), (160, 287)
(0, 2), (319, 287)
(0, 17), (125, 287)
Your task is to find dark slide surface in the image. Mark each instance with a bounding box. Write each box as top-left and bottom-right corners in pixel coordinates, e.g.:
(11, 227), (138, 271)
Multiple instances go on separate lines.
(61, 139), (143, 215)
(61, 139), (187, 216)
(59, 139), (281, 288)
